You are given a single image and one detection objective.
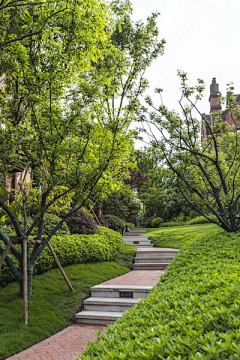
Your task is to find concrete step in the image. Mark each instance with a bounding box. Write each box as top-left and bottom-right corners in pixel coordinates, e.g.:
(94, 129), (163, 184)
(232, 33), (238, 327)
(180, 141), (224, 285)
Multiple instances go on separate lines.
(91, 284), (152, 298)
(134, 257), (174, 263)
(123, 231), (146, 236)
(124, 240), (153, 246)
(133, 263), (169, 270)
(123, 236), (149, 241)
(83, 297), (139, 312)
(75, 311), (123, 325)
(135, 250), (178, 257)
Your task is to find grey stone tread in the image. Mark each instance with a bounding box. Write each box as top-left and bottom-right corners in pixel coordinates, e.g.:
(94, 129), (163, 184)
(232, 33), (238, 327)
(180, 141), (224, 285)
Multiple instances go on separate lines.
(84, 297), (139, 305)
(75, 311), (123, 319)
(91, 284), (153, 291)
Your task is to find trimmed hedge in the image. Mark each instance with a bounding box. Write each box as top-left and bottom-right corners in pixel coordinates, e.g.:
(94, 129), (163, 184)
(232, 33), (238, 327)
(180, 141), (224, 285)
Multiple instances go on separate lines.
(78, 231), (240, 359)
(0, 226), (122, 287)
(125, 222), (135, 229)
(187, 215), (217, 225)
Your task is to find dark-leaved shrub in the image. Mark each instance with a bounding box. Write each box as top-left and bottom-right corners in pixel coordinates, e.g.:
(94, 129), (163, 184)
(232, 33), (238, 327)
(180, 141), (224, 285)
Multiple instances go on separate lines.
(104, 214), (125, 231)
(66, 209), (98, 235)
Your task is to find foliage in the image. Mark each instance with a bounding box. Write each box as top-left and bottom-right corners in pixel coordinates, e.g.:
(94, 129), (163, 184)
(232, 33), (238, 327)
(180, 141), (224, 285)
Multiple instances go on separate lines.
(123, 168), (148, 193)
(114, 243), (136, 269)
(0, 261), (130, 360)
(125, 222), (135, 229)
(42, 214), (70, 236)
(104, 214), (125, 231)
(187, 215), (218, 225)
(78, 231), (240, 359)
(151, 217), (164, 227)
(102, 186), (142, 222)
(96, 215), (109, 227)
(141, 166), (192, 221)
(0, 226), (122, 287)
(143, 215), (156, 228)
(157, 220), (185, 227)
(144, 223), (219, 249)
(66, 209), (98, 235)
(143, 72), (240, 231)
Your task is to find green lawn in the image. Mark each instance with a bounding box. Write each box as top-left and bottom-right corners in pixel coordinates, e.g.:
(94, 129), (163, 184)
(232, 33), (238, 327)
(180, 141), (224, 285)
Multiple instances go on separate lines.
(144, 223), (221, 248)
(0, 243), (136, 360)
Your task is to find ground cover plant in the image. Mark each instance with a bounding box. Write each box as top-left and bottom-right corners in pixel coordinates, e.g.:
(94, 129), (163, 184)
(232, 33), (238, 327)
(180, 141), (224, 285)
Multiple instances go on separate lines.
(0, 256), (135, 360)
(78, 231), (240, 359)
(0, 226), (122, 287)
(145, 223), (219, 248)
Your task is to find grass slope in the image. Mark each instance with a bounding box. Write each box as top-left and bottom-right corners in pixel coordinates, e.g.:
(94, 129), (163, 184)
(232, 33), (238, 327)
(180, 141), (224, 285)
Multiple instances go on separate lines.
(79, 231), (240, 359)
(0, 261), (130, 360)
(145, 223), (220, 248)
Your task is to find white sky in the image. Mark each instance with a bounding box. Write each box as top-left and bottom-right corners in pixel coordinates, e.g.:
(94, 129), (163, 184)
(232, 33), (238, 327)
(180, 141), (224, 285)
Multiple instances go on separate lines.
(131, 0), (240, 115)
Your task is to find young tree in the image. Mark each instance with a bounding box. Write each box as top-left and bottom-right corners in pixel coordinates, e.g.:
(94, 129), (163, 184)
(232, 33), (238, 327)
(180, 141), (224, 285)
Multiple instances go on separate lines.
(0, 0), (134, 304)
(142, 72), (240, 232)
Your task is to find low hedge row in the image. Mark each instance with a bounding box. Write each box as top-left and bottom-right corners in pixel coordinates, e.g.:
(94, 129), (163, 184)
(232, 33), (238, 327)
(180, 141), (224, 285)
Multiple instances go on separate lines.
(79, 231), (240, 359)
(0, 226), (122, 287)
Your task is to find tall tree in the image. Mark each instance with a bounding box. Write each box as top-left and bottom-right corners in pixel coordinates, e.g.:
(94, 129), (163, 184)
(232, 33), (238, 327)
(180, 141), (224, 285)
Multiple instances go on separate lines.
(142, 72), (240, 232)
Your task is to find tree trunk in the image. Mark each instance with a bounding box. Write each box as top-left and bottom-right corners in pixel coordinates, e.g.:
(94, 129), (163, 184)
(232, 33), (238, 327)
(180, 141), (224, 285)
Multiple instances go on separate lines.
(19, 263), (34, 300)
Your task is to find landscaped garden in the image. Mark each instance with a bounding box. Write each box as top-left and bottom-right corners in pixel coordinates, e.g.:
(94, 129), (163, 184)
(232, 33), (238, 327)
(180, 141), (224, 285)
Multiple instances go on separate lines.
(78, 230), (240, 359)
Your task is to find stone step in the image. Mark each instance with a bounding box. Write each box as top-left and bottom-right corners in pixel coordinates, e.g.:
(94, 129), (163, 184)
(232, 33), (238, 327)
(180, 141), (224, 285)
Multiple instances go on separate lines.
(123, 231), (146, 236)
(91, 284), (152, 298)
(133, 263), (169, 270)
(123, 241), (153, 246)
(135, 250), (178, 257)
(134, 257), (174, 263)
(75, 311), (123, 325)
(83, 297), (139, 312)
(123, 236), (149, 241)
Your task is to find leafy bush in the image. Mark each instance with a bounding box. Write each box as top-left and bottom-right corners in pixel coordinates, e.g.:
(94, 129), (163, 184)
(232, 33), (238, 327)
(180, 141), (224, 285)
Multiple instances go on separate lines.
(114, 243), (136, 269)
(66, 209), (98, 235)
(151, 217), (164, 227)
(187, 215), (218, 225)
(143, 216), (155, 228)
(104, 214), (125, 231)
(43, 213), (70, 235)
(97, 215), (109, 227)
(125, 222), (135, 229)
(78, 231), (240, 359)
(158, 220), (185, 227)
(0, 226), (122, 287)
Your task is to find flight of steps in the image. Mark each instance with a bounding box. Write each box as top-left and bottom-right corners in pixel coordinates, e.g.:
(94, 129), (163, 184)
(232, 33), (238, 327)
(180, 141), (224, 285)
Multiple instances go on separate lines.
(75, 284), (152, 325)
(133, 249), (178, 270)
(75, 229), (178, 325)
(123, 228), (154, 248)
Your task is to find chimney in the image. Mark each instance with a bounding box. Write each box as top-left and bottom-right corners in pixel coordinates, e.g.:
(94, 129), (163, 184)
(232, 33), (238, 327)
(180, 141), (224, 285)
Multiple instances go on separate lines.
(209, 78), (221, 112)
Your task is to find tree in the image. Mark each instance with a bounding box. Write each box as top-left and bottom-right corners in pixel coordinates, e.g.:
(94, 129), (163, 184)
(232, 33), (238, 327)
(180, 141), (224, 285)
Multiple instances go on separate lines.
(142, 71), (240, 232)
(0, 0), (134, 308)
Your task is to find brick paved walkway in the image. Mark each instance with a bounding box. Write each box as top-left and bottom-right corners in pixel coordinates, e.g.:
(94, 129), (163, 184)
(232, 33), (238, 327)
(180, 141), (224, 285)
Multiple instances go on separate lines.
(6, 247), (174, 360)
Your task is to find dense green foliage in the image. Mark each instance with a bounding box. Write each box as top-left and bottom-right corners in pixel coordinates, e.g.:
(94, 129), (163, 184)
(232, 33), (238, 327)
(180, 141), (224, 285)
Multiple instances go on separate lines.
(145, 223), (219, 248)
(125, 222), (135, 229)
(105, 214), (125, 231)
(151, 217), (164, 227)
(78, 231), (240, 359)
(187, 216), (217, 225)
(114, 243), (136, 269)
(0, 227), (122, 287)
(0, 261), (130, 360)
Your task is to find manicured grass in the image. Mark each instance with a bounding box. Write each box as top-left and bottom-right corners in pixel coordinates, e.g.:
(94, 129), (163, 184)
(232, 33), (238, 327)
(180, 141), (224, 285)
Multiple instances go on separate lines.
(79, 231), (240, 359)
(114, 243), (136, 269)
(0, 261), (131, 360)
(144, 223), (220, 248)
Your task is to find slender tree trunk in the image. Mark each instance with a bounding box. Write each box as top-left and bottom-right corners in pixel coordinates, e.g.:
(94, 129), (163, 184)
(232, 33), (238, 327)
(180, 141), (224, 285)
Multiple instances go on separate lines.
(19, 262), (34, 300)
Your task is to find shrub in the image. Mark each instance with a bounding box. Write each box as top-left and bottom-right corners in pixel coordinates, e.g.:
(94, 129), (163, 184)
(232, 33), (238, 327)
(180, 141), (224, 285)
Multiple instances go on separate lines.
(187, 215), (217, 225)
(151, 217), (164, 227)
(43, 213), (70, 236)
(66, 209), (98, 235)
(143, 216), (155, 228)
(0, 226), (122, 287)
(158, 220), (185, 227)
(125, 222), (135, 229)
(104, 214), (125, 231)
(78, 231), (240, 359)
(97, 215), (109, 227)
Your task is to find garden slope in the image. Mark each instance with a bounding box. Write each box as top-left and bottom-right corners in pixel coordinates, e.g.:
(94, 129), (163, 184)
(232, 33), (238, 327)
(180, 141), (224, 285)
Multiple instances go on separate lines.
(79, 231), (240, 359)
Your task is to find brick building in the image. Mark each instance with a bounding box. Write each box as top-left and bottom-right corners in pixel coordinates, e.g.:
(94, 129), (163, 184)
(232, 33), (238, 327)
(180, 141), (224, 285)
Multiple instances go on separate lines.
(201, 78), (240, 143)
